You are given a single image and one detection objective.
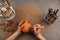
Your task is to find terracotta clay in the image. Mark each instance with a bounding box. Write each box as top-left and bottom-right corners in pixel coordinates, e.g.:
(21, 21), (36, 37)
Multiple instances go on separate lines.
(19, 20), (31, 33)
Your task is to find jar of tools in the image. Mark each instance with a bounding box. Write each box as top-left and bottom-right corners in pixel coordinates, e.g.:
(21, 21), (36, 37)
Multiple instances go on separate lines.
(45, 8), (59, 24)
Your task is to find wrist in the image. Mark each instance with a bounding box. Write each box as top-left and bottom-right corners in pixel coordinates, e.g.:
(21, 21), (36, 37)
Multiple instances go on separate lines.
(16, 30), (21, 34)
(37, 33), (46, 40)
(36, 33), (41, 38)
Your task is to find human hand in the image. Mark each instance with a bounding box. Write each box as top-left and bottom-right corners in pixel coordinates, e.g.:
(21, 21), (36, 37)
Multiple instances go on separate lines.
(33, 24), (44, 36)
(16, 21), (24, 33)
(33, 24), (46, 40)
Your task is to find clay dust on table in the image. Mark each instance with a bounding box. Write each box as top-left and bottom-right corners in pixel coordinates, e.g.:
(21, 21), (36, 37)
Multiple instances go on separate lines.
(0, 20), (18, 33)
(15, 4), (43, 25)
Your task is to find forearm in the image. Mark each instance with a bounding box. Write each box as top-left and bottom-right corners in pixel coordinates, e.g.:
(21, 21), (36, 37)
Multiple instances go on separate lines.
(37, 34), (46, 40)
(6, 31), (20, 40)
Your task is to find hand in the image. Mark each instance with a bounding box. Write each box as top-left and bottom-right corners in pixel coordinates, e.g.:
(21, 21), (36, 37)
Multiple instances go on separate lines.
(33, 24), (46, 40)
(16, 22), (24, 33)
(33, 24), (44, 36)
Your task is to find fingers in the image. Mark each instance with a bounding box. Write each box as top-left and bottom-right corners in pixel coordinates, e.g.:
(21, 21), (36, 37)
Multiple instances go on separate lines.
(34, 26), (37, 32)
(34, 24), (41, 29)
(33, 24), (41, 31)
(20, 24), (25, 29)
(41, 26), (44, 29)
(33, 24), (44, 35)
(18, 21), (26, 31)
(18, 23), (24, 29)
(17, 22), (25, 32)
(34, 26), (41, 32)
(34, 24), (44, 29)
(18, 20), (25, 27)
